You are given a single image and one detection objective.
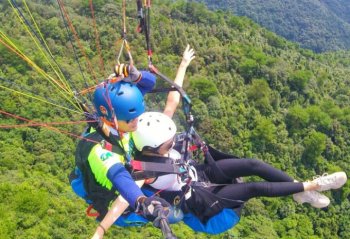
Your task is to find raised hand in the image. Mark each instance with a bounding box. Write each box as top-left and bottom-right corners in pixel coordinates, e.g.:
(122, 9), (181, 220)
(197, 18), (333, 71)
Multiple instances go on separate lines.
(181, 44), (195, 67)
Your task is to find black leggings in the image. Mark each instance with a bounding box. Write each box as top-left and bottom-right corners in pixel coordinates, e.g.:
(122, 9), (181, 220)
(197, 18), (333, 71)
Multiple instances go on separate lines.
(204, 158), (304, 202)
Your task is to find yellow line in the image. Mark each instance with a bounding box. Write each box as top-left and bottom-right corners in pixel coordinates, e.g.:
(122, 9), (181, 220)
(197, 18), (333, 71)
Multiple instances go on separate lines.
(0, 84), (81, 114)
(8, 0), (71, 93)
(0, 32), (81, 111)
(22, 0), (73, 92)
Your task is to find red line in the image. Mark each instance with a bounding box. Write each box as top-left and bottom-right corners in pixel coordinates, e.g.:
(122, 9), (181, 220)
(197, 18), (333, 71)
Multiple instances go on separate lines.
(0, 109), (99, 143)
(57, 0), (97, 83)
(89, 0), (105, 75)
(0, 120), (95, 128)
(0, 38), (67, 90)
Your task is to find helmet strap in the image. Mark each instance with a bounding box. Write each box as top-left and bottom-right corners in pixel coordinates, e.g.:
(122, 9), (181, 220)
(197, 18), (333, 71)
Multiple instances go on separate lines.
(111, 113), (119, 130)
(101, 118), (119, 135)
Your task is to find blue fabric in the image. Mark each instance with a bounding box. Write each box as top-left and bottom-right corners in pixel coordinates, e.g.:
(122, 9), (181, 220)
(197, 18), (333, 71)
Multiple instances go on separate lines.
(141, 187), (154, 197)
(71, 168), (87, 198)
(113, 213), (149, 227)
(70, 168), (93, 204)
(167, 207), (184, 224)
(70, 179), (237, 231)
(137, 71), (156, 95)
(71, 166), (145, 225)
(114, 208), (183, 226)
(183, 208), (240, 235)
(107, 164), (143, 208)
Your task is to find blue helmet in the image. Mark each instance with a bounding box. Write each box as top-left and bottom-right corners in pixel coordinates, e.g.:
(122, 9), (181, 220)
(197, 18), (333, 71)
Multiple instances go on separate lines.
(93, 82), (145, 122)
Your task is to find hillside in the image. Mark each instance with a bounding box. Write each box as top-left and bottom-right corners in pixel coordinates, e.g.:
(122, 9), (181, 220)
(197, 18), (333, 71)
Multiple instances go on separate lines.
(1, 0), (350, 238)
(196, 0), (350, 52)
(322, 0), (350, 23)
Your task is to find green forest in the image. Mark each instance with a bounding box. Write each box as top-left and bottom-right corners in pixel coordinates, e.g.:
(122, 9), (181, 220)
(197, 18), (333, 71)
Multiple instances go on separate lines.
(196, 0), (350, 53)
(0, 0), (350, 238)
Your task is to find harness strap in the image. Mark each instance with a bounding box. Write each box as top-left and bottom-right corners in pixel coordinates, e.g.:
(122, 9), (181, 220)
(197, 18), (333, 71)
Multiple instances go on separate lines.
(190, 181), (232, 188)
(132, 171), (167, 181)
(131, 160), (186, 173)
(131, 160), (187, 180)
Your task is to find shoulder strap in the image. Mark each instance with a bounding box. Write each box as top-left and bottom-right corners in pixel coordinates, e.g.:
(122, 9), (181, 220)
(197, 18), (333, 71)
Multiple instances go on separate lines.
(130, 154), (187, 180)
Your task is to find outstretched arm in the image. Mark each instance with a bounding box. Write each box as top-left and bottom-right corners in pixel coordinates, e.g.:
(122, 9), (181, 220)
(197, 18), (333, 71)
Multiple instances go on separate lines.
(91, 180), (145, 239)
(163, 45), (195, 118)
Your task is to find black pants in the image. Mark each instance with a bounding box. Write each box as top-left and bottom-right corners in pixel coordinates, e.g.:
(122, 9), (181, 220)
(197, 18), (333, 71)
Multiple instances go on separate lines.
(203, 158), (304, 202)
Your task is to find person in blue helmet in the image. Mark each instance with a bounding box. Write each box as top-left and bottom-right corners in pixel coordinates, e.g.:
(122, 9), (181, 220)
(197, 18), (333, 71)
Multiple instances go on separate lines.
(88, 45), (195, 239)
(72, 64), (171, 237)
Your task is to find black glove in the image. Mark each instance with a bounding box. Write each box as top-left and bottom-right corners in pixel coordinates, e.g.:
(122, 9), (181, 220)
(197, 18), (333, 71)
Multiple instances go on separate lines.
(136, 196), (171, 228)
(114, 63), (142, 83)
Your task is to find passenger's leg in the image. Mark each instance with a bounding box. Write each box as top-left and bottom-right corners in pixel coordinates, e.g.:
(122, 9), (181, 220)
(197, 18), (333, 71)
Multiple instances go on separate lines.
(215, 158), (294, 182)
(214, 181), (330, 208)
(215, 181), (303, 201)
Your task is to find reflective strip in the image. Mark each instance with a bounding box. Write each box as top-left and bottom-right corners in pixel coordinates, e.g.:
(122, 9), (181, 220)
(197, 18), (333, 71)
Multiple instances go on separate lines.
(88, 144), (125, 190)
(120, 133), (132, 162)
(120, 133), (130, 152)
(96, 146), (123, 169)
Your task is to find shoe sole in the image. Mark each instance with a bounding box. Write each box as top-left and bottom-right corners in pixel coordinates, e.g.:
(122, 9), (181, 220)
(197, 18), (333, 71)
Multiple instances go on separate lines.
(310, 201), (330, 208)
(293, 194), (330, 208)
(294, 200), (329, 208)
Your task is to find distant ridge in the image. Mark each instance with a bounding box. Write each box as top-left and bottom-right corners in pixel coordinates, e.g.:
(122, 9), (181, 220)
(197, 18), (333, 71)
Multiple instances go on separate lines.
(195, 0), (350, 52)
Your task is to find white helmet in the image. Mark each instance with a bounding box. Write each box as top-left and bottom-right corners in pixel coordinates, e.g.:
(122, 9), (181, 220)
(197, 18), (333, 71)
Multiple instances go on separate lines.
(132, 112), (177, 151)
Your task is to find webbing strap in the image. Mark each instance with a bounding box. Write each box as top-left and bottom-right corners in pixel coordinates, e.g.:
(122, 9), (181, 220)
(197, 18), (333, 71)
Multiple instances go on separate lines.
(132, 170), (167, 180)
(131, 160), (186, 174)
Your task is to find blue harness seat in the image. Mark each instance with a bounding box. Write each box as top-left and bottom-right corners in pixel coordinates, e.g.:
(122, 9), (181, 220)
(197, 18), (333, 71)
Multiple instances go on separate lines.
(183, 208), (240, 234)
(69, 141), (243, 234)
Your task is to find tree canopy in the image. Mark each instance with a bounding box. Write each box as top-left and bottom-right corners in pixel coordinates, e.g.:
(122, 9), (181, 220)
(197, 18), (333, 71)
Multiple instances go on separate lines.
(196, 0), (350, 52)
(0, 0), (349, 238)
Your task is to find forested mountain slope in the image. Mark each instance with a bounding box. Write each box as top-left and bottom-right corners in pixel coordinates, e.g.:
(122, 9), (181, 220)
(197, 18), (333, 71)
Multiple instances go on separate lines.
(196, 0), (350, 52)
(0, 0), (350, 238)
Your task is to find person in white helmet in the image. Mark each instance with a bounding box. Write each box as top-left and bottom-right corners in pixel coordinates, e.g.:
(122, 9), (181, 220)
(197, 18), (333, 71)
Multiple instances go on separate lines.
(131, 111), (347, 234)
